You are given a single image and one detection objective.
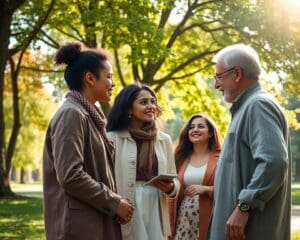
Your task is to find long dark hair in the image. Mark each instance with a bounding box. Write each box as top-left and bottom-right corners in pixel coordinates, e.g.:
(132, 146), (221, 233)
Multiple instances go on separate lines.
(107, 84), (162, 131)
(174, 113), (222, 170)
(55, 42), (111, 91)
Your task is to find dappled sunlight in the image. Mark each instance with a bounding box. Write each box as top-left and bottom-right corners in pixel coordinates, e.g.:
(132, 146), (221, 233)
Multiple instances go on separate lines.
(0, 198), (44, 239)
(271, 0), (300, 23)
(280, 0), (300, 20)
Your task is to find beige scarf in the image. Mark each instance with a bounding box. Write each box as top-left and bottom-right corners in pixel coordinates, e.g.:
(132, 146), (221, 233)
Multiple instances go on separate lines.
(66, 90), (114, 156)
(128, 121), (157, 177)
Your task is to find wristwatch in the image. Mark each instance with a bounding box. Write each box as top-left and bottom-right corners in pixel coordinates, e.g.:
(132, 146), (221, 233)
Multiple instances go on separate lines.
(238, 202), (250, 212)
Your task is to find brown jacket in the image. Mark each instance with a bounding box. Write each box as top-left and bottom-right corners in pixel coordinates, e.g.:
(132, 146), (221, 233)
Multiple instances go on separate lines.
(43, 97), (122, 240)
(168, 151), (219, 240)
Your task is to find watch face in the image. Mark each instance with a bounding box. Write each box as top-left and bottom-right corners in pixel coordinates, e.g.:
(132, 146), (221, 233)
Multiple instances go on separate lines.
(239, 202), (250, 212)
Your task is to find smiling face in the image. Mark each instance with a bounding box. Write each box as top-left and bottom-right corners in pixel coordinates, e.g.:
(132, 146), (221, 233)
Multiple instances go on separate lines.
(214, 62), (238, 103)
(129, 89), (157, 126)
(93, 61), (115, 102)
(188, 117), (212, 144)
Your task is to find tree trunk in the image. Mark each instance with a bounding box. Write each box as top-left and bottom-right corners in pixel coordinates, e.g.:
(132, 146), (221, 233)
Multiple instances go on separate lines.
(10, 166), (16, 182)
(0, 168), (14, 196)
(5, 56), (22, 187)
(20, 167), (25, 184)
(0, 2), (14, 197)
(0, 0), (54, 197)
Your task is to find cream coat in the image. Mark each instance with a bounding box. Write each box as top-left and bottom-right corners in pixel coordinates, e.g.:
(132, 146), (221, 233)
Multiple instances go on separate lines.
(107, 130), (180, 239)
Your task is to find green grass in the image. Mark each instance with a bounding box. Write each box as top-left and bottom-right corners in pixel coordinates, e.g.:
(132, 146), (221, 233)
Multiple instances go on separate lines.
(0, 182), (299, 239)
(293, 183), (300, 205)
(0, 198), (44, 240)
(0, 182), (44, 239)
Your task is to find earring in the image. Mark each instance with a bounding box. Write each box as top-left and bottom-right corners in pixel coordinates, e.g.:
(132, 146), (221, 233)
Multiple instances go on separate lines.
(128, 114), (132, 119)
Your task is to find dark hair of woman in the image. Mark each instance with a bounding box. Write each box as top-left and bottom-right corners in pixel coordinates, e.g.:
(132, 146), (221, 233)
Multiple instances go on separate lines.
(107, 84), (162, 131)
(174, 113), (222, 170)
(55, 42), (111, 91)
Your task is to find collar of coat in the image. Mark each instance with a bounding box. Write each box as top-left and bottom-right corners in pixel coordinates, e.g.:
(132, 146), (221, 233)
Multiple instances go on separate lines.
(66, 96), (89, 115)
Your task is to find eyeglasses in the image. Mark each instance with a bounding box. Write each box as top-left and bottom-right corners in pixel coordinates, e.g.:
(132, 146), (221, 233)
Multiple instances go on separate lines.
(214, 67), (236, 81)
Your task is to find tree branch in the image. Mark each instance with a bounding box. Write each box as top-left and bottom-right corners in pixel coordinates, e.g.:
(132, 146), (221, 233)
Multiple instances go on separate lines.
(38, 29), (60, 49)
(158, 6), (172, 29)
(6, 52), (25, 175)
(9, 0), (56, 56)
(154, 48), (219, 88)
(154, 63), (212, 92)
(132, 64), (141, 83)
(54, 26), (83, 43)
(144, 0), (199, 78)
(114, 49), (126, 87)
(70, 25), (85, 42)
(20, 66), (63, 73)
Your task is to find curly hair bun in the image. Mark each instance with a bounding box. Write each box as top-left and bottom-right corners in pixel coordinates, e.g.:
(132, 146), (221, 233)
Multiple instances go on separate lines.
(55, 43), (82, 65)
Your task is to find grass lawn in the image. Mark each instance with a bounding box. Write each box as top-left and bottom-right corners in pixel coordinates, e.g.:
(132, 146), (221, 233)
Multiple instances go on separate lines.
(1, 182), (300, 239)
(0, 182), (44, 240)
(293, 183), (300, 205)
(0, 198), (44, 239)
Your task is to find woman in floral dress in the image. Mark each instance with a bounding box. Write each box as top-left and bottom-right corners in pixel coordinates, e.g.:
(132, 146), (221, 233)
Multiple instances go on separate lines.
(168, 113), (222, 240)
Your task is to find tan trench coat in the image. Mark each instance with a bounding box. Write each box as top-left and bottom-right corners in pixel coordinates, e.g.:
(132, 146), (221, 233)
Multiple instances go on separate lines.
(43, 97), (122, 240)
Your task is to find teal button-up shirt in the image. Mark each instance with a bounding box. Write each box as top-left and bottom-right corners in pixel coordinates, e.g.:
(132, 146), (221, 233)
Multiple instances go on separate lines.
(208, 83), (291, 240)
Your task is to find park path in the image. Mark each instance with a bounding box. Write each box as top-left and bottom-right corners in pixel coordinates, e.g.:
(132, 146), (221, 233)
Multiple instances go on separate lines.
(292, 205), (300, 233)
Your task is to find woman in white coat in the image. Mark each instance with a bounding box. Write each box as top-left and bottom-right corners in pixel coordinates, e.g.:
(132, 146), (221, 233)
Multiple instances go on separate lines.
(107, 84), (180, 240)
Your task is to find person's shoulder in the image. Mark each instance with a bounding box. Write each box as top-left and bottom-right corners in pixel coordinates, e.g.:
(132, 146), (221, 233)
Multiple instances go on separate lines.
(51, 99), (85, 123)
(246, 91), (286, 124)
(56, 98), (88, 117)
(249, 90), (282, 111)
(49, 100), (89, 132)
(158, 131), (172, 141)
(248, 86), (276, 103)
(107, 130), (130, 139)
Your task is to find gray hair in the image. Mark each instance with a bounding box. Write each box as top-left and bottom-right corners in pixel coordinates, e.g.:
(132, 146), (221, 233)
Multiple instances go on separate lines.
(212, 43), (262, 80)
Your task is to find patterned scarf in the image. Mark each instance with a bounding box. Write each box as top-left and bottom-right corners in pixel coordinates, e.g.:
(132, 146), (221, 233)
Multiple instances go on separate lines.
(128, 121), (157, 177)
(66, 90), (114, 156)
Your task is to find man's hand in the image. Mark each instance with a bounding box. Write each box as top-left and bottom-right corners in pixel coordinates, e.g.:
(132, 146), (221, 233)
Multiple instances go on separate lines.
(225, 206), (249, 240)
(115, 199), (134, 225)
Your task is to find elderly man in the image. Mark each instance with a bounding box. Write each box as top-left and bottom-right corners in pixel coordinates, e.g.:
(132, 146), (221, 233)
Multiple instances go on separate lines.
(208, 44), (291, 240)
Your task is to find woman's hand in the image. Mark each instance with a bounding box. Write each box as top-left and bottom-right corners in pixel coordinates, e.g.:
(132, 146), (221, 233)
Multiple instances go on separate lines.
(184, 184), (212, 197)
(115, 198), (134, 224)
(152, 180), (174, 194)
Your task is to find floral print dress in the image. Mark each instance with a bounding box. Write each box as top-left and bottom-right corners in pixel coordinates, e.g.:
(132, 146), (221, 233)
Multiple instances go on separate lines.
(174, 164), (207, 240)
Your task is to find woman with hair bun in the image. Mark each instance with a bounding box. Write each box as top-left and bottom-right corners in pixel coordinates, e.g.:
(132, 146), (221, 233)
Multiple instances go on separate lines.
(43, 43), (134, 240)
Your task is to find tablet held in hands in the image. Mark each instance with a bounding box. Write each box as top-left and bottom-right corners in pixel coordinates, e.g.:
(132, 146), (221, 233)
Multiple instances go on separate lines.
(144, 173), (177, 186)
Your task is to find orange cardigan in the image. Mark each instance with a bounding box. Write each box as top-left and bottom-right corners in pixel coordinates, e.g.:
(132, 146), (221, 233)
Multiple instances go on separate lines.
(168, 151), (219, 240)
